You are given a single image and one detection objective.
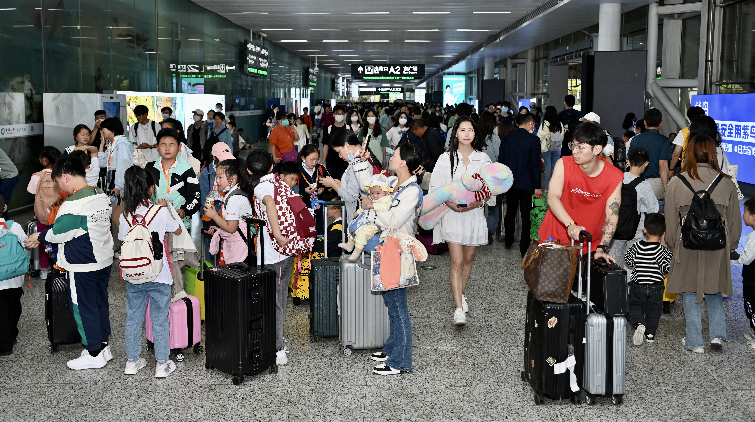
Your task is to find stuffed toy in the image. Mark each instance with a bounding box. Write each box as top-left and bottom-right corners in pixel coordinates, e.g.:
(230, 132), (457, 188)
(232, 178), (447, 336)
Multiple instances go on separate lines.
(419, 162), (514, 230)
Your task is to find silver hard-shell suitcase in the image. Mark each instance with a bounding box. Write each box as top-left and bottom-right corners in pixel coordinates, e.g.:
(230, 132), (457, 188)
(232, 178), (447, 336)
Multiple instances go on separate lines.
(582, 231), (627, 405)
(338, 253), (390, 355)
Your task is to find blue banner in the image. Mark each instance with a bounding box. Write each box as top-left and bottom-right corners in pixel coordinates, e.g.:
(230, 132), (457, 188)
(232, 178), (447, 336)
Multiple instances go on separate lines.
(690, 93), (755, 184)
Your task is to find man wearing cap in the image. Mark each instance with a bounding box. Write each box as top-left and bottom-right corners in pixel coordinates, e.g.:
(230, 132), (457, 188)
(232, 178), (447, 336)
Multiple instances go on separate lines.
(186, 108), (210, 161)
(198, 143), (235, 260)
(581, 112), (615, 157)
(627, 108), (670, 207)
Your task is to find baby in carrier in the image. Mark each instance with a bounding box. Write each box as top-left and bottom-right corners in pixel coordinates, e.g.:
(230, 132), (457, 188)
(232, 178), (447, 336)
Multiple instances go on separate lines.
(339, 173), (396, 261)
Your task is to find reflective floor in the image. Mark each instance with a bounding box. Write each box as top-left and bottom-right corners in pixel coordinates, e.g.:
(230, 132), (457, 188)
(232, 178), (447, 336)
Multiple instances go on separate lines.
(2, 209), (755, 421)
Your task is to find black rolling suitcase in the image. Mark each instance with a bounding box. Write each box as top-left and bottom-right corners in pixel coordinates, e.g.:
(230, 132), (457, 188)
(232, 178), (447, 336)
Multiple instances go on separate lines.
(205, 217), (278, 385)
(45, 269), (81, 353)
(26, 219), (41, 278)
(522, 232), (590, 405)
(309, 200), (344, 341)
(589, 257), (629, 317)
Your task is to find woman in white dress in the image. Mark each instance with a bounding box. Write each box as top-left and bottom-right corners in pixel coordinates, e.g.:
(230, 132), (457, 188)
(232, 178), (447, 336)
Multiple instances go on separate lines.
(430, 117), (495, 326)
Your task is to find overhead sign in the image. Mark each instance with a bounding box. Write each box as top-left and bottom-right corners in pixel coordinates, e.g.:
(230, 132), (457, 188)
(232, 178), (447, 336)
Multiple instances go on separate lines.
(0, 123), (43, 138)
(245, 40), (269, 76)
(351, 64), (425, 80)
(169, 63), (236, 79)
(308, 66), (318, 87)
(358, 87), (404, 94)
(691, 93), (755, 184)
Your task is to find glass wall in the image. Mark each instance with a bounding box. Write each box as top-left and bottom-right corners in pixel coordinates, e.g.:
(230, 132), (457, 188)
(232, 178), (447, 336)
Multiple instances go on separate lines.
(719, 0), (755, 93)
(0, 0), (335, 211)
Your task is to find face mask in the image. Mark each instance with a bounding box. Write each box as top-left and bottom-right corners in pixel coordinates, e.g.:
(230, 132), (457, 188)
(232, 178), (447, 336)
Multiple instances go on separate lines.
(281, 119), (290, 127)
(502, 107), (509, 113)
(529, 129), (535, 134)
(351, 116), (359, 123)
(399, 118), (408, 125)
(334, 114), (345, 123)
(193, 115), (201, 122)
(162, 113), (170, 119)
(367, 117), (376, 125)
(207, 120), (213, 125)
(215, 108), (221, 113)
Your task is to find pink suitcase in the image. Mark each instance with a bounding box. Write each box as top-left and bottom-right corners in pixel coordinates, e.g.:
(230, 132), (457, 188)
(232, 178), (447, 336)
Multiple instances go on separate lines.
(145, 295), (203, 362)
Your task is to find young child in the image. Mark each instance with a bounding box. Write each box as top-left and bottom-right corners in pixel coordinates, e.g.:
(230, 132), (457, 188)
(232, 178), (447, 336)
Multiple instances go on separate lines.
(69, 150), (100, 187)
(199, 143), (236, 261)
(339, 173), (396, 261)
(312, 200), (344, 258)
(64, 124), (96, 157)
(24, 157), (115, 370)
(27, 145), (63, 279)
(279, 161), (300, 193)
(246, 149), (294, 366)
(609, 147), (659, 270)
(297, 144), (330, 234)
(203, 158), (253, 265)
(624, 213), (672, 346)
(118, 166), (181, 378)
(0, 194), (29, 356)
(145, 128), (200, 231)
(731, 198), (755, 350)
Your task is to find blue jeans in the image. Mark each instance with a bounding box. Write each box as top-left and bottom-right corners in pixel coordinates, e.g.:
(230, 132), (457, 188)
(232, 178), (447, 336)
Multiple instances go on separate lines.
(486, 194), (502, 235)
(542, 150), (560, 190)
(125, 282), (172, 363)
(381, 288), (412, 371)
(682, 292), (728, 349)
(0, 174), (19, 219)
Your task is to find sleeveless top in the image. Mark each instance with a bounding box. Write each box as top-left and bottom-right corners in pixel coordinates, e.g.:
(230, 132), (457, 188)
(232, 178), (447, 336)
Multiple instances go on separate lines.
(538, 156), (623, 251)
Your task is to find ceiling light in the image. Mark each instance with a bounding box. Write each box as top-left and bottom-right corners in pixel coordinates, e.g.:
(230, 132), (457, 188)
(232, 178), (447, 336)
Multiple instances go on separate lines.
(319, 59), (335, 61)
(407, 29), (439, 32)
(373, 60), (388, 62)
(107, 26), (133, 29)
(71, 36), (97, 39)
(12, 25), (33, 27)
(350, 12), (389, 15)
(473, 11), (512, 14)
(228, 11), (268, 15)
(413, 12), (449, 14)
(339, 54), (358, 56)
(344, 59), (363, 62)
(62, 25), (92, 28)
(456, 29), (491, 32)
(311, 29), (337, 31)
(188, 38), (202, 41)
(158, 37), (172, 40)
(333, 50), (354, 52)
(280, 40), (307, 42)
(446, 40), (474, 43)
(323, 40), (348, 42)
(0, 8), (18, 10)
(364, 40), (389, 43)
(261, 28), (292, 31)
(360, 29), (390, 32)
(400, 60), (418, 62)
(405, 40), (431, 42)
(295, 12), (330, 15)
(434, 55), (452, 57)
(308, 54), (326, 56)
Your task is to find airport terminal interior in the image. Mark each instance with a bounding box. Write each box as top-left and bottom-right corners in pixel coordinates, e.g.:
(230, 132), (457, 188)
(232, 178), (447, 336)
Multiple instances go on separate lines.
(1, 0), (755, 420)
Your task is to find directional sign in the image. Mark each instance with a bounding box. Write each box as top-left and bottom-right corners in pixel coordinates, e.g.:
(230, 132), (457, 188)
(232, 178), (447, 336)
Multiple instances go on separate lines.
(245, 40), (269, 76)
(351, 64), (425, 80)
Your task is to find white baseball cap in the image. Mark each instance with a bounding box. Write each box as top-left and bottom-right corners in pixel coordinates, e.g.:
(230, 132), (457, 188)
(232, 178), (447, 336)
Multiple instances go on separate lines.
(582, 112), (601, 124)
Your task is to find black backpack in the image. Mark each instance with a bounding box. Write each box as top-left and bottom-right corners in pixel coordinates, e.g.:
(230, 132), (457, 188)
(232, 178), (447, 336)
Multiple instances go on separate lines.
(561, 110), (583, 157)
(202, 127), (227, 165)
(132, 121), (157, 140)
(614, 177), (644, 240)
(612, 137), (628, 172)
(678, 173), (726, 251)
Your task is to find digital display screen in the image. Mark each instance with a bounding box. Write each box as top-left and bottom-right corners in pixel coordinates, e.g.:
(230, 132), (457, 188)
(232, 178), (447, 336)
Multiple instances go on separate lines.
(442, 75), (466, 106)
(246, 40), (269, 76)
(102, 101), (120, 120)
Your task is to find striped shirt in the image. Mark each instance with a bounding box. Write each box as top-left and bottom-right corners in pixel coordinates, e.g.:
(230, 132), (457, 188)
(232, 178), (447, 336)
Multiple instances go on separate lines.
(624, 241), (672, 284)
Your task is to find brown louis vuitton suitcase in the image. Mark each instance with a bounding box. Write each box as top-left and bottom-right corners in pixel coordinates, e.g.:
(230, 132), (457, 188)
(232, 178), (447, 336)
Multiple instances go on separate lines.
(522, 239), (580, 303)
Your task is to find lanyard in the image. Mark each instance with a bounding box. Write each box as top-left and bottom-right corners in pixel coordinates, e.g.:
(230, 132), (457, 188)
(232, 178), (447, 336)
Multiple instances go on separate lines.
(161, 160), (173, 194)
(71, 185), (91, 196)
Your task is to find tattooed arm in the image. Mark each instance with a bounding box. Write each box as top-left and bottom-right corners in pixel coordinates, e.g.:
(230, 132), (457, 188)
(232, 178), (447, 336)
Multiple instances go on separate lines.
(595, 181), (623, 263)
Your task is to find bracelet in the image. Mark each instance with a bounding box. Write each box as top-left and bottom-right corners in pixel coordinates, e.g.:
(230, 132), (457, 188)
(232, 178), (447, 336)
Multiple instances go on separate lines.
(566, 222), (576, 229)
(597, 244), (610, 253)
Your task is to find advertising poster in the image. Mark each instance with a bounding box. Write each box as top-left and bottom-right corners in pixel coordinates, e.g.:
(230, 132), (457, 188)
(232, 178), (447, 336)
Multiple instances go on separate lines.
(442, 75), (466, 106)
(126, 96), (155, 126)
(691, 93), (755, 184)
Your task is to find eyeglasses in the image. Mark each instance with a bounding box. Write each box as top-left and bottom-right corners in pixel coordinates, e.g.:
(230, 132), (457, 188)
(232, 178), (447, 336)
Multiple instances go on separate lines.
(568, 142), (593, 152)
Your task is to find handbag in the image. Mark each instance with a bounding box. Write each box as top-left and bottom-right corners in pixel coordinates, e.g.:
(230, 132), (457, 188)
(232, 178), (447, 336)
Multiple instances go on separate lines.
(521, 240), (580, 303)
(371, 234), (423, 292)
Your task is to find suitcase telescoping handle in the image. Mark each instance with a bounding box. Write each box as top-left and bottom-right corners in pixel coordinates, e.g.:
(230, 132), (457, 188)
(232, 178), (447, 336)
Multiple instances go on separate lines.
(578, 230), (594, 315)
(243, 216), (266, 270)
(311, 200), (346, 260)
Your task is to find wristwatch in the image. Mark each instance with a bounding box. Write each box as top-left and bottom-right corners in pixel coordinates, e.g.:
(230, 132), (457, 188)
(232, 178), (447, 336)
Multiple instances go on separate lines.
(597, 245), (610, 253)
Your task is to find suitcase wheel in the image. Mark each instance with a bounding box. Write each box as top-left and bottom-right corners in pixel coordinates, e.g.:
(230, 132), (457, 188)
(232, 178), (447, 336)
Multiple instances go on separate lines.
(175, 352), (185, 362)
(343, 346), (353, 356)
(292, 297), (302, 306)
(570, 393), (581, 405)
(584, 394), (596, 405)
(611, 395), (623, 406)
(310, 335), (317, 343)
(193, 344), (203, 355)
(30, 270), (40, 278)
(204, 361), (212, 370)
(232, 375), (243, 385)
(269, 364), (278, 374)
(146, 341), (154, 351)
(533, 393), (544, 405)
(520, 371), (527, 382)
(49, 344), (57, 354)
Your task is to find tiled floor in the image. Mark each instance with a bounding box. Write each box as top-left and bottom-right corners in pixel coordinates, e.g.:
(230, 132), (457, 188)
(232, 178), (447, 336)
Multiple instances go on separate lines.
(2, 211), (755, 421)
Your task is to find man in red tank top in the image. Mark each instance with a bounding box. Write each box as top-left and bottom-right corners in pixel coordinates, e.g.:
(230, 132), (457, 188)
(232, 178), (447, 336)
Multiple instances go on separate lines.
(538, 123), (623, 262)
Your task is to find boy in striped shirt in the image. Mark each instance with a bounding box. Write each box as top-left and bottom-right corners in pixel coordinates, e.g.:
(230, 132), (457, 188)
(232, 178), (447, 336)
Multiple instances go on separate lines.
(625, 213), (672, 346)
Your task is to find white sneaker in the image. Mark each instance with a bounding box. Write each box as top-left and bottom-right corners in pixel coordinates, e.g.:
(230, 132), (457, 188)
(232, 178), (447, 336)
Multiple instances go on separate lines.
(710, 338), (724, 351)
(462, 295), (469, 313)
(67, 349), (107, 370)
(155, 360), (176, 378)
(103, 345), (113, 362)
(453, 308), (466, 326)
(124, 357), (146, 375)
(682, 337), (704, 354)
(633, 324), (646, 346)
(276, 350), (288, 365)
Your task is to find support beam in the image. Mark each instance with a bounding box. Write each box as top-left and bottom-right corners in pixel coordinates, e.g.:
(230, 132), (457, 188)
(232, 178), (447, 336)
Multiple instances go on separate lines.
(597, 3), (622, 51)
(650, 81), (689, 128)
(656, 79), (698, 88)
(646, 2), (659, 92)
(484, 57), (495, 80)
(657, 3), (702, 16)
(525, 49), (535, 98)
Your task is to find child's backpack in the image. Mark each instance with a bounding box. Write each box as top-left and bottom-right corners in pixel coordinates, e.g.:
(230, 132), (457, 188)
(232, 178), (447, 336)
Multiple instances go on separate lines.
(678, 174), (727, 250)
(34, 170), (61, 224)
(614, 178), (644, 240)
(0, 221), (30, 280)
(258, 175), (316, 256)
(119, 205), (165, 284)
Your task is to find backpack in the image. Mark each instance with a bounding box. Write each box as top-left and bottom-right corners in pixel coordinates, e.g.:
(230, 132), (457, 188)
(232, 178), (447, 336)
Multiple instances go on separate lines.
(546, 126), (564, 151)
(612, 137), (629, 172)
(561, 110), (583, 157)
(203, 127), (227, 164)
(132, 121), (157, 140)
(119, 205), (165, 284)
(0, 221), (30, 280)
(256, 175), (316, 256)
(223, 188), (257, 241)
(678, 174), (726, 251)
(34, 170), (61, 223)
(614, 177), (644, 240)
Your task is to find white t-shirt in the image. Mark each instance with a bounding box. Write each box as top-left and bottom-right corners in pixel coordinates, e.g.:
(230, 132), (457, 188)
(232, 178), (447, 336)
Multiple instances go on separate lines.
(118, 204), (180, 285)
(85, 156), (100, 187)
(223, 185), (253, 221)
(253, 174), (288, 266)
(0, 220), (28, 290)
(129, 120), (158, 146)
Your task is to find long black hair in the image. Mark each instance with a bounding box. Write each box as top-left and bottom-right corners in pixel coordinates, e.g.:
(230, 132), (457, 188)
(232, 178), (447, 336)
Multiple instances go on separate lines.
(621, 112), (636, 131)
(73, 124), (91, 145)
(477, 111), (497, 143)
(448, 116), (485, 178)
(330, 129), (382, 170)
(360, 109), (383, 138)
(40, 146), (62, 166)
(689, 116), (722, 147)
(217, 158), (252, 196)
(245, 149), (274, 192)
(543, 106), (562, 133)
(122, 166), (155, 218)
